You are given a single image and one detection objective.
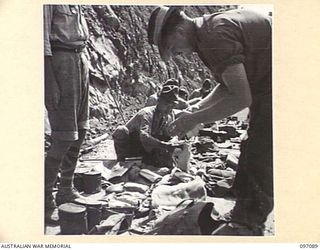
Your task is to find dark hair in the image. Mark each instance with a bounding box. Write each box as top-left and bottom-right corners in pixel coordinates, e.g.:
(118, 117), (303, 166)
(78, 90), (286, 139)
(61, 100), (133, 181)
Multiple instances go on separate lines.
(163, 78), (179, 87)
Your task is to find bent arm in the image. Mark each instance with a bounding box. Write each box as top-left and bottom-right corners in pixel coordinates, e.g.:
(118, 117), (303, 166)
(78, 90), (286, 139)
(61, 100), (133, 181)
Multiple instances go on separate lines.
(187, 97), (202, 106)
(44, 5), (56, 87)
(140, 131), (173, 153)
(44, 5), (61, 109)
(190, 63), (252, 124)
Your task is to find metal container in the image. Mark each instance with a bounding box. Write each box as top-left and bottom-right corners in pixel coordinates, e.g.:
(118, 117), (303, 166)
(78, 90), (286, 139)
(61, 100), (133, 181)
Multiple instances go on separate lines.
(83, 169), (101, 194)
(58, 203), (88, 235)
(86, 201), (103, 231)
(73, 168), (90, 192)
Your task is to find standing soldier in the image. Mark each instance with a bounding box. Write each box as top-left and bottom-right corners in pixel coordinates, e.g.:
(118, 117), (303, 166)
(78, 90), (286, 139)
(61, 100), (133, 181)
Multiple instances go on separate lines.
(44, 5), (90, 220)
(148, 6), (272, 235)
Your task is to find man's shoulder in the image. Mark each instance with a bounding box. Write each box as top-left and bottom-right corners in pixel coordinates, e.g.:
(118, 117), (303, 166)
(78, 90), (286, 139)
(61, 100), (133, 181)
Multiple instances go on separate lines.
(150, 93), (158, 99)
(195, 11), (235, 31)
(199, 9), (270, 29)
(194, 14), (226, 42)
(46, 4), (65, 12)
(147, 94), (158, 101)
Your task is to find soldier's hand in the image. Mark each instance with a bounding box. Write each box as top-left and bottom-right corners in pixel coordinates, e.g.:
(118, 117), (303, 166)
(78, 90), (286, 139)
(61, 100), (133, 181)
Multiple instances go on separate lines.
(169, 111), (197, 138)
(186, 103), (200, 112)
(164, 141), (183, 153)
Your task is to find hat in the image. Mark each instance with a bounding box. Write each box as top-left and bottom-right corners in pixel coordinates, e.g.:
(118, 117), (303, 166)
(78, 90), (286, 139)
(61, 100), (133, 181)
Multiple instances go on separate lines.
(159, 84), (179, 104)
(148, 6), (183, 61)
(156, 78), (179, 97)
(163, 78), (179, 87)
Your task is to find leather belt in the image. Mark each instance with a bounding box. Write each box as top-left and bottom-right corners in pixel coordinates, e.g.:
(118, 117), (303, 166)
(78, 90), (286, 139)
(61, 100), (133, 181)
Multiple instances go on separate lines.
(51, 46), (84, 53)
(51, 40), (86, 53)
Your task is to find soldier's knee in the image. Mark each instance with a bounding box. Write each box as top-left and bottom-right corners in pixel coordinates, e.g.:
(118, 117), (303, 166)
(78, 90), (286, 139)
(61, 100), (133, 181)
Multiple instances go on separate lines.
(47, 139), (73, 160)
(112, 125), (129, 140)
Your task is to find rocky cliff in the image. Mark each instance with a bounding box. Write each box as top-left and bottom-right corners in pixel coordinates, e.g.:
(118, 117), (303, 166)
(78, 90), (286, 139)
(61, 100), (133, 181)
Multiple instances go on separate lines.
(81, 5), (236, 139)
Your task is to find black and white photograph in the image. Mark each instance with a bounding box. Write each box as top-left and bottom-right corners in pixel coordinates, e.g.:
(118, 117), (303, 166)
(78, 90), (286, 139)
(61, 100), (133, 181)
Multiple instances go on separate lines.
(43, 4), (274, 236)
(3, 0), (320, 246)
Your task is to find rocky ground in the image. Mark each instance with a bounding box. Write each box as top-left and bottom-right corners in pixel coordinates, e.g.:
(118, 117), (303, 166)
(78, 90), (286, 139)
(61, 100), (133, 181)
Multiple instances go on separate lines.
(45, 109), (274, 236)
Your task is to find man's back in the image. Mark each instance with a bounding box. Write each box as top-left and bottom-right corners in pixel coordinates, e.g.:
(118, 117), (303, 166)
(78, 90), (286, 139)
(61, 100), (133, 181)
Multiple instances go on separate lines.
(194, 9), (272, 99)
(125, 106), (156, 133)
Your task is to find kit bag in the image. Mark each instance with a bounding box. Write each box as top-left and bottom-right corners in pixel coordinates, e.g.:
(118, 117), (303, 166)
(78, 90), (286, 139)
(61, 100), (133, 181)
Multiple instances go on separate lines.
(149, 200), (222, 235)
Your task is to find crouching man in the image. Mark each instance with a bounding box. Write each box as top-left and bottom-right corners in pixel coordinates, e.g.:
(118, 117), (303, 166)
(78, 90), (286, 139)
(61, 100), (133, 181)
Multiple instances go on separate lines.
(145, 78), (189, 110)
(113, 80), (182, 167)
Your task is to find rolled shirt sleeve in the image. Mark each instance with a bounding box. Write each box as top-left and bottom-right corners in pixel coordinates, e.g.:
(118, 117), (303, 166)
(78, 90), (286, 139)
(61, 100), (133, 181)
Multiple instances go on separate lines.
(210, 29), (245, 73)
(200, 25), (245, 74)
(195, 15), (246, 76)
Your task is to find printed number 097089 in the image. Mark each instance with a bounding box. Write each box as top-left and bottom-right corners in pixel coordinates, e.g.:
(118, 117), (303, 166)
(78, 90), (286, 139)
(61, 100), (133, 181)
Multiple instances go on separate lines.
(300, 244), (318, 248)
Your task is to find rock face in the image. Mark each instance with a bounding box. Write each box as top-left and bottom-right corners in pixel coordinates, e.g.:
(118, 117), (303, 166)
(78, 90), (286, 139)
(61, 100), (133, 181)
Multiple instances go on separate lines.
(44, 5), (237, 144)
(81, 5), (236, 132)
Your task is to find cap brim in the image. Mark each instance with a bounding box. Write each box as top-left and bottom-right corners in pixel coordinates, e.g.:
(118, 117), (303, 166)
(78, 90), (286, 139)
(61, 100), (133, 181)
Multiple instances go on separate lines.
(170, 98), (179, 105)
(157, 7), (181, 61)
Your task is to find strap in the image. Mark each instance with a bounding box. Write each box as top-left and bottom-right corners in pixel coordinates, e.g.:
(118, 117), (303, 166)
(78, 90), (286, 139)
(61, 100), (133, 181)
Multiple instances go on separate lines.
(175, 198), (194, 209)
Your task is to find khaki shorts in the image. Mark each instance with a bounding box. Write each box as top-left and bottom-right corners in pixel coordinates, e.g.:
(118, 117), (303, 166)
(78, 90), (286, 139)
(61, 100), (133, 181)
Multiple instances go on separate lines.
(46, 51), (89, 141)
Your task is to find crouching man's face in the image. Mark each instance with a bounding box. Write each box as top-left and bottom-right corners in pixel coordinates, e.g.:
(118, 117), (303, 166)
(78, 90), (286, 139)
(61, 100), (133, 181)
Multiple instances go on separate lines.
(158, 100), (176, 115)
(157, 79), (180, 113)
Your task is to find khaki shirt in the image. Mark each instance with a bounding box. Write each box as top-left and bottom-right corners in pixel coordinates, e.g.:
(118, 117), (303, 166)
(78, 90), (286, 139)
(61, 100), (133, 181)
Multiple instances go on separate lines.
(194, 9), (272, 98)
(44, 5), (89, 56)
(125, 106), (174, 152)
